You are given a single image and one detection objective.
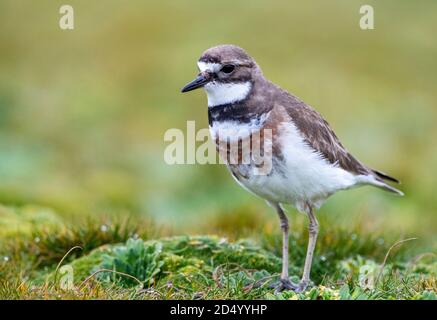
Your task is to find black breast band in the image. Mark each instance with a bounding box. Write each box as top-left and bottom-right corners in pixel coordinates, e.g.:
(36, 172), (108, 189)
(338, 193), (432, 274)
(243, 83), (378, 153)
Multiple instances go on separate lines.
(208, 102), (261, 126)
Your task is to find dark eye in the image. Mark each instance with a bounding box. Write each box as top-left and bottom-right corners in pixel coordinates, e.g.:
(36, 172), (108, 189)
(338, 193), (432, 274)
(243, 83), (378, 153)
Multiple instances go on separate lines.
(221, 64), (235, 74)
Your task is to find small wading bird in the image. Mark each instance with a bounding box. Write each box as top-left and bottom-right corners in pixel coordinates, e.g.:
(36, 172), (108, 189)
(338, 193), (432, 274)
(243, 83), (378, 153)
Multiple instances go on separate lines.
(181, 45), (403, 292)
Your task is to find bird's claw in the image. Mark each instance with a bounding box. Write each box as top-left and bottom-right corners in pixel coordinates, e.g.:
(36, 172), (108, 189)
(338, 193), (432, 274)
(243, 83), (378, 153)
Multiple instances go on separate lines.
(269, 278), (310, 293)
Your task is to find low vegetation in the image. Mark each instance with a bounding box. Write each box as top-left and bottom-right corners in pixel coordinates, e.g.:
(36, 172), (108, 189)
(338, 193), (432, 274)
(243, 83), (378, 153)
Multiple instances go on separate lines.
(0, 205), (435, 300)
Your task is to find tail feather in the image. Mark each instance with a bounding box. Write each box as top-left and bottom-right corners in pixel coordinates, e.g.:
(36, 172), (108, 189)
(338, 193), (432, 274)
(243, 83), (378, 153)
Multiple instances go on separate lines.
(358, 171), (404, 196)
(370, 169), (404, 196)
(376, 182), (404, 196)
(372, 169), (400, 184)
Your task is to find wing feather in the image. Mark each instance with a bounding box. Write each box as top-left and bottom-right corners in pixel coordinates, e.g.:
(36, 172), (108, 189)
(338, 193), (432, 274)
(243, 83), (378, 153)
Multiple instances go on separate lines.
(277, 94), (370, 176)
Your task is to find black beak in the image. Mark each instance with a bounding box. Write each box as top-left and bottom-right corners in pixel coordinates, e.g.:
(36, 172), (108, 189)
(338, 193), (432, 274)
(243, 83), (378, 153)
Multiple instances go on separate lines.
(181, 74), (210, 93)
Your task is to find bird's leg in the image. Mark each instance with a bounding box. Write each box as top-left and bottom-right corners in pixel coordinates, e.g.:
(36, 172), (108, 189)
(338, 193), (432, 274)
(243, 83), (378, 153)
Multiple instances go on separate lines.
(267, 202), (298, 292)
(278, 204), (290, 281)
(298, 203), (319, 292)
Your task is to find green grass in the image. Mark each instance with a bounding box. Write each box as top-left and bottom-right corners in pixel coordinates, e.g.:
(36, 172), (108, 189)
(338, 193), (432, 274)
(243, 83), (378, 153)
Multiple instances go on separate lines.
(0, 205), (435, 300)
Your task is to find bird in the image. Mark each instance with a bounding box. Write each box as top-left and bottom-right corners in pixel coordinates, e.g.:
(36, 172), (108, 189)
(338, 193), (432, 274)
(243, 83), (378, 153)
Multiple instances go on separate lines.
(181, 44), (403, 292)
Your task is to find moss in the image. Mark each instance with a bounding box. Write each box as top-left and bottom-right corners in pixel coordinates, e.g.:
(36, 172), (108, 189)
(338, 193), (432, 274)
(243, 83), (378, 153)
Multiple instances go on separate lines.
(9, 234), (436, 300)
(159, 235), (281, 272)
(37, 235), (436, 291)
(69, 245), (111, 281)
(0, 205), (62, 237)
(32, 245), (111, 285)
(38, 236), (281, 289)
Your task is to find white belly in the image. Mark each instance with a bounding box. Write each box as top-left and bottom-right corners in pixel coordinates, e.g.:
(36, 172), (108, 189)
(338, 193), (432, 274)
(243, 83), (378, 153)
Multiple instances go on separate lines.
(226, 121), (358, 212)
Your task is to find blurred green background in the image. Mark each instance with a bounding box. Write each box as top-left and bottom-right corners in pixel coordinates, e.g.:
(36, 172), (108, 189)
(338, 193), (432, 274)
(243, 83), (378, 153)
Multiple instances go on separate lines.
(0, 1), (436, 250)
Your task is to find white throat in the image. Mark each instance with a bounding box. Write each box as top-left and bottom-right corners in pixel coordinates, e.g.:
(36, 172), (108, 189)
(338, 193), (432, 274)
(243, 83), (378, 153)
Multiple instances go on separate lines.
(204, 82), (252, 107)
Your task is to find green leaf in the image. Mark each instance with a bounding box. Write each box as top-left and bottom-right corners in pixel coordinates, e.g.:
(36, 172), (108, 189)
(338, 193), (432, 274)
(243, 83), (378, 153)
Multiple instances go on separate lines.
(339, 284), (351, 300)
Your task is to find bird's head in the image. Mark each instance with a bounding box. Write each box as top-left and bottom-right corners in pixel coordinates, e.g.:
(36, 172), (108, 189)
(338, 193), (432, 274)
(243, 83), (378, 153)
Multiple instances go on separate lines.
(181, 45), (261, 107)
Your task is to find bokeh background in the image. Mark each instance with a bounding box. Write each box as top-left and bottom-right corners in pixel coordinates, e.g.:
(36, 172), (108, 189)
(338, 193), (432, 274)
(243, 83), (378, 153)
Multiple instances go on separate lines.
(0, 1), (436, 253)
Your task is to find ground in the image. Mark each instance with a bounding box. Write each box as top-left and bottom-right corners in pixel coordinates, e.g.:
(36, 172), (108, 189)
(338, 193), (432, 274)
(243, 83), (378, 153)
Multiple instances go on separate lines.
(0, 205), (435, 300)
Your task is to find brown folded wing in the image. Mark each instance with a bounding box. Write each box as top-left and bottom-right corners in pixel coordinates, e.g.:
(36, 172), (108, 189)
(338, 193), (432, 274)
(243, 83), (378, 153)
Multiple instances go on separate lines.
(278, 95), (371, 176)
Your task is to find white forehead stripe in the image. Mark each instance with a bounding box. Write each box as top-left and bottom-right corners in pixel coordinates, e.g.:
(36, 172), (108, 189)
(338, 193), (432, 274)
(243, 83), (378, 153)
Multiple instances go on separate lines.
(197, 61), (221, 73)
(204, 82), (252, 107)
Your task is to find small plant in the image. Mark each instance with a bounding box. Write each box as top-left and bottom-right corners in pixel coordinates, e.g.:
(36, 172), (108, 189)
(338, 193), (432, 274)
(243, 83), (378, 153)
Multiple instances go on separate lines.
(97, 238), (164, 287)
(2, 233), (436, 299)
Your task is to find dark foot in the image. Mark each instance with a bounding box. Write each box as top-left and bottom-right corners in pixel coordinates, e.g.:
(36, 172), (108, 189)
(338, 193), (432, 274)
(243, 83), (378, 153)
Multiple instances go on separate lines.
(269, 279), (311, 293)
(269, 278), (299, 293)
(245, 277), (312, 293)
(295, 280), (310, 293)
